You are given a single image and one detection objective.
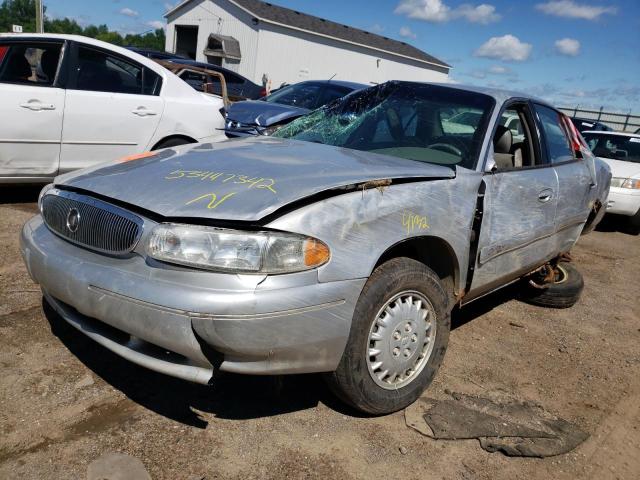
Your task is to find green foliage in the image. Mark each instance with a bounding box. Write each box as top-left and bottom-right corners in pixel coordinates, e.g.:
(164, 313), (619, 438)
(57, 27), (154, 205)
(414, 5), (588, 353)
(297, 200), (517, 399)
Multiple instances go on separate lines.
(0, 0), (37, 32)
(1, 0), (166, 51)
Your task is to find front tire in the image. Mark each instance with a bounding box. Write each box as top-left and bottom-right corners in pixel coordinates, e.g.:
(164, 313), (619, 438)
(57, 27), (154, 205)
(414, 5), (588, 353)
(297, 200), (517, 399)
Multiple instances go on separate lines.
(325, 258), (451, 415)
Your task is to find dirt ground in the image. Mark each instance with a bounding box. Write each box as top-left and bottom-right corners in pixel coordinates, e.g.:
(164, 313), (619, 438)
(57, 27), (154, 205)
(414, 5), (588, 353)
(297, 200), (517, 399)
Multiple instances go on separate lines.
(1, 185), (639, 480)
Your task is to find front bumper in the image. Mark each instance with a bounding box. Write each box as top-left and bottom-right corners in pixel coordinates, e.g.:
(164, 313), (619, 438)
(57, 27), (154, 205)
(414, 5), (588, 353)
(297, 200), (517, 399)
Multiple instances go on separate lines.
(606, 187), (640, 216)
(21, 216), (365, 384)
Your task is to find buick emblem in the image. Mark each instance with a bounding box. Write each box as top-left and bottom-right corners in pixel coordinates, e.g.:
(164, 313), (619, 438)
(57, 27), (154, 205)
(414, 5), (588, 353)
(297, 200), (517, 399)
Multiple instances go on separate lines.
(66, 208), (80, 233)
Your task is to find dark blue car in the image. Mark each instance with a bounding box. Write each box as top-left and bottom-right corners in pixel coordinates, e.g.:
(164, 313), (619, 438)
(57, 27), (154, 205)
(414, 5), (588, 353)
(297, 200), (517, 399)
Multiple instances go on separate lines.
(225, 79), (366, 137)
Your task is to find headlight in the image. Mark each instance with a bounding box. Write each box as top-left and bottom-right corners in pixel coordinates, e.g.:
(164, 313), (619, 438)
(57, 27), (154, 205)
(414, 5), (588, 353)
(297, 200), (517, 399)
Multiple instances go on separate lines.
(610, 177), (625, 188)
(146, 223), (330, 274)
(621, 178), (640, 189)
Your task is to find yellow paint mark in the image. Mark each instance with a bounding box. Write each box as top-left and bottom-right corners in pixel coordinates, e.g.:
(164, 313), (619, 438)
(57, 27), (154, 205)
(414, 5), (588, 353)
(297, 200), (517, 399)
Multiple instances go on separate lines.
(165, 170), (277, 194)
(185, 192), (238, 209)
(402, 211), (429, 234)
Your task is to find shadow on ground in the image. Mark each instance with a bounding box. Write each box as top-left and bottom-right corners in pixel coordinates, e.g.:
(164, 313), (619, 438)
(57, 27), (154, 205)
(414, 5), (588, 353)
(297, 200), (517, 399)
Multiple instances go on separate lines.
(43, 299), (356, 428)
(596, 214), (639, 236)
(43, 281), (522, 428)
(0, 185), (44, 205)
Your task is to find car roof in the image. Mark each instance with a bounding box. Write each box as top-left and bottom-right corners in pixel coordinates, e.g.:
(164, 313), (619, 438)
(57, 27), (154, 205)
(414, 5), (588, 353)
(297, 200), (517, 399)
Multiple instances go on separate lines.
(573, 117), (604, 123)
(294, 79), (368, 90)
(0, 33), (164, 70)
(582, 130), (640, 138)
(382, 80), (553, 107)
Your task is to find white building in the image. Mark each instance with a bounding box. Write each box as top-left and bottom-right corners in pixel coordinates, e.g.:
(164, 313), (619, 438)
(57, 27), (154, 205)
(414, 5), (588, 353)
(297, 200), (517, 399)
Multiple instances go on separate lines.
(164, 0), (450, 88)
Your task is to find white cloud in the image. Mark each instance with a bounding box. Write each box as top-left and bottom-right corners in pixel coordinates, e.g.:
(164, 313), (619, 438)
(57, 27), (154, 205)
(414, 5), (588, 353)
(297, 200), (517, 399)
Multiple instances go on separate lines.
(399, 26), (417, 39)
(555, 37), (581, 56)
(146, 20), (166, 30)
(456, 3), (501, 24)
(396, 0), (451, 22)
(488, 65), (510, 74)
(369, 23), (385, 34)
(119, 7), (139, 18)
(535, 1), (617, 20)
(474, 34), (532, 61)
(395, 0), (500, 24)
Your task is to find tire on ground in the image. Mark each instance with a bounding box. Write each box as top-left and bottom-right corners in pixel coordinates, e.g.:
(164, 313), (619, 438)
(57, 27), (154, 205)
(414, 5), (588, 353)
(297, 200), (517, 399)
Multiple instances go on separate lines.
(325, 257), (451, 415)
(521, 262), (584, 309)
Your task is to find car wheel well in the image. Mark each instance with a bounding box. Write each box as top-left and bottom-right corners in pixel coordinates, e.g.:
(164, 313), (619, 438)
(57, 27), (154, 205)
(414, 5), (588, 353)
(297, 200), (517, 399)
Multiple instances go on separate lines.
(374, 236), (459, 307)
(152, 135), (198, 150)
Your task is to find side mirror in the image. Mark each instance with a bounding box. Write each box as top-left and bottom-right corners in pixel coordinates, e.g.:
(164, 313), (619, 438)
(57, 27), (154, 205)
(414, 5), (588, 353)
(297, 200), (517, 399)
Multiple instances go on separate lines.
(485, 156), (498, 173)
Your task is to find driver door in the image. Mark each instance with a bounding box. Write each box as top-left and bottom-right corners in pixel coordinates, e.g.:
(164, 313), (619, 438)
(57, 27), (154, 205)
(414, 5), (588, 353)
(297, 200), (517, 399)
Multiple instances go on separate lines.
(471, 102), (559, 293)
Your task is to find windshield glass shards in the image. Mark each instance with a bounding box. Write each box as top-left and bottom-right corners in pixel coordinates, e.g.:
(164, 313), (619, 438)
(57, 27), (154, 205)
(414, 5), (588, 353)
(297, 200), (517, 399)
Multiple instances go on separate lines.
(273, 81), (495, 169)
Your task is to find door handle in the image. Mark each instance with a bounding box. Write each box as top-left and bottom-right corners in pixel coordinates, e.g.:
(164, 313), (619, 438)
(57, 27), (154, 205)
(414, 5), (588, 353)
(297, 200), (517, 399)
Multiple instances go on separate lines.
(538, 190), (553, 203)
(132, 108), (157, 117)
(20, 101), (55, 111)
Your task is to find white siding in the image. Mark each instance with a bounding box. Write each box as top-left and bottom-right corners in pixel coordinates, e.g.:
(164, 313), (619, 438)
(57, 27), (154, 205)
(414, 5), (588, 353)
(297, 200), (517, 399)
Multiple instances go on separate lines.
(255, 23), (448, 88)
(165, 0), (260, 80)
(166, 0), (449, 87)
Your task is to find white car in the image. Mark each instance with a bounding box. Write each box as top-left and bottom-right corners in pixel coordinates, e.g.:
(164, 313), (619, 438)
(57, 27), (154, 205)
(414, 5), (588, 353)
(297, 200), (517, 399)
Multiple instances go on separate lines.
(0, 34), (226, 183)
(583, 130), (640, 232)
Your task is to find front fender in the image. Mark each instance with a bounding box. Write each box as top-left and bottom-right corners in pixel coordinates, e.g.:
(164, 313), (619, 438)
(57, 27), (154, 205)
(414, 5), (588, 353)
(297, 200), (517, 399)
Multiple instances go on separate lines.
(266, 167), (483, 292)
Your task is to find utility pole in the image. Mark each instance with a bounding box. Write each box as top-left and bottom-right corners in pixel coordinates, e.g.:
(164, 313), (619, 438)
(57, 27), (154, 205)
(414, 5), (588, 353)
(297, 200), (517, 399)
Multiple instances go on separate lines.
(35, 0), (44, 33)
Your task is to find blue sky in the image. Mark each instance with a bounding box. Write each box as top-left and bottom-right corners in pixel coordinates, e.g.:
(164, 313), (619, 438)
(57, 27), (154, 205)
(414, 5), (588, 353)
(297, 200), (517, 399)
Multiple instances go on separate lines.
(44, 0), (640, 112)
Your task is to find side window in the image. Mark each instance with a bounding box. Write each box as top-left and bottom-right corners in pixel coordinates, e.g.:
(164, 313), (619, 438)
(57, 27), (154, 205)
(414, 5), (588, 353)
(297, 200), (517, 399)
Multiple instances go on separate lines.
(0, 42), (62, 86)
(143, 68), (162, 95)
(75, 46), (161, 95)
(492, 106), (538, 171)
(535, 104), (574, 164)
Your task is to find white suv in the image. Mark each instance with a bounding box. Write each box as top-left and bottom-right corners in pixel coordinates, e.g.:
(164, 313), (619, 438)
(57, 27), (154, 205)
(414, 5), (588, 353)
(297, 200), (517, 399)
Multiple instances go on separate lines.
(0, 34), (226, 183)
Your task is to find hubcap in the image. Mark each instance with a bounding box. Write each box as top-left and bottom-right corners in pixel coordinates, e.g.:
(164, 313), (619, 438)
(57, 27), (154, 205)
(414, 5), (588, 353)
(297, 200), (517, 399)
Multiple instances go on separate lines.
(366, 290), (437, 390)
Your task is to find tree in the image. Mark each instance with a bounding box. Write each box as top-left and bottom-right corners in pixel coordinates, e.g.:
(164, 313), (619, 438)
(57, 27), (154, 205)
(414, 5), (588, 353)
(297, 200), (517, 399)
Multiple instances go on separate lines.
(0, 0), (38, 32)
(1, 0), (166, 51)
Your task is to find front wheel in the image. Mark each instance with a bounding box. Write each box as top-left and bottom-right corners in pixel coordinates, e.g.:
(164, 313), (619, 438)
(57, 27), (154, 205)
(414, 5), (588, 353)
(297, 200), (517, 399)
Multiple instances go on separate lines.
(325, 258), (450, 415)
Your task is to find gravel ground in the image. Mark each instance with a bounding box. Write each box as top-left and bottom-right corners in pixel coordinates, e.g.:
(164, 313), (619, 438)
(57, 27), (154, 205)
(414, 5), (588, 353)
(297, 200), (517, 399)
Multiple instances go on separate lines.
(1, 185), (639, 480)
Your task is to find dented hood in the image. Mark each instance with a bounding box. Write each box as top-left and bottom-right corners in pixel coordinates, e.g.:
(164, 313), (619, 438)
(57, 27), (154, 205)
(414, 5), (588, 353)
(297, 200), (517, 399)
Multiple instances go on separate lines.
(57, 137), (454, 221)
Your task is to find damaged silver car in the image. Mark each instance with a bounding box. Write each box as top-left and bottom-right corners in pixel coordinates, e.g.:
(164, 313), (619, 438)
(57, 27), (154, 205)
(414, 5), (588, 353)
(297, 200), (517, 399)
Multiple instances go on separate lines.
(21, 82), (611, 414)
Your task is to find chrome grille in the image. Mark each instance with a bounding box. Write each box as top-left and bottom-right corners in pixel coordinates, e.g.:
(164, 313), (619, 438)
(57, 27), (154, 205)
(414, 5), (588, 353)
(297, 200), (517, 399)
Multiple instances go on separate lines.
(41, 189), (143, 255)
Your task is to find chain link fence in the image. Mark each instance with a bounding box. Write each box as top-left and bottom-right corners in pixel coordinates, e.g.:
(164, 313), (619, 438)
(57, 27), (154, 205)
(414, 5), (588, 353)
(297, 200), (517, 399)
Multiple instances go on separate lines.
(559, 106), (640, 133)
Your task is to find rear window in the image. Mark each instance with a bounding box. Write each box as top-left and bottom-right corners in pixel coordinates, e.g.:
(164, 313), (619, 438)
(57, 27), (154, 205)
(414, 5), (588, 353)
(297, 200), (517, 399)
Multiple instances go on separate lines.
(264, 83), (324, 109)
(583, 133), (640, 163)
(0, 42), (62, 86)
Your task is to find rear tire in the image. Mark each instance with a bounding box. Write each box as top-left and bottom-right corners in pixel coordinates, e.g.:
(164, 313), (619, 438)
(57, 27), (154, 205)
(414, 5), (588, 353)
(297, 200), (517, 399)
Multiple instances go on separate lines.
(521, 262), (584, 309)
(325, 258), (451, 415)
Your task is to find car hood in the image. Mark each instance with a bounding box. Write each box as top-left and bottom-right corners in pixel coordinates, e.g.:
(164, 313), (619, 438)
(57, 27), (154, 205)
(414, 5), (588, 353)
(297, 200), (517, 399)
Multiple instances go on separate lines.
(598, 157), (640, 180)
(226, 100), (310, 127)
(56, 137), (455, 222)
